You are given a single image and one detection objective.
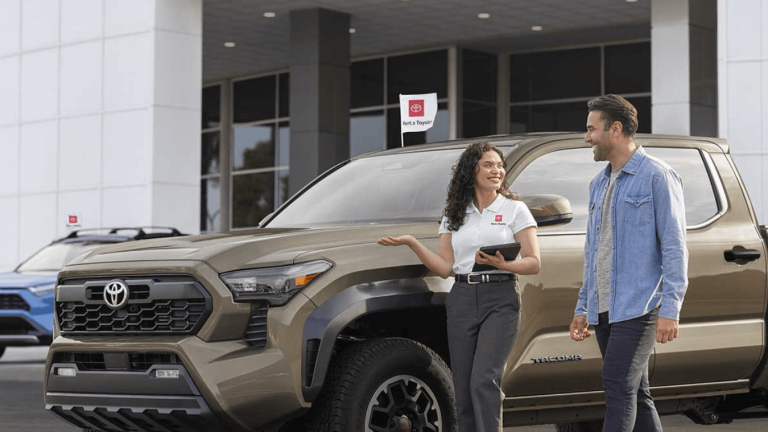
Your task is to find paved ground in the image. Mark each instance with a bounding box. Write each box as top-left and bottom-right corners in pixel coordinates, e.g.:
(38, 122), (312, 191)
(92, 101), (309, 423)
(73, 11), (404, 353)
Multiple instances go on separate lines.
(1, 347), (766, 431)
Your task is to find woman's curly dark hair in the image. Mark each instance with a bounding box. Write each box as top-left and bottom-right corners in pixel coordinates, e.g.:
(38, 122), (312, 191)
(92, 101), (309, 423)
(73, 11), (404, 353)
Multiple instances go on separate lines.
(442, 142), (510, 231)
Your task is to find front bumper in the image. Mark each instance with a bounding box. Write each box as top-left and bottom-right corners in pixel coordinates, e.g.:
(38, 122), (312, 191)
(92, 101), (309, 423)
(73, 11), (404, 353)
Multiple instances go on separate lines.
(0, 289), (54, 345)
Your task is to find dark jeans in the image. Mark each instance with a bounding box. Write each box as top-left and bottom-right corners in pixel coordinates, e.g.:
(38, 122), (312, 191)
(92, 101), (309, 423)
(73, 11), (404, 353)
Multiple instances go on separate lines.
(446, 281), (520, 432)
(595, 309), (662, 432)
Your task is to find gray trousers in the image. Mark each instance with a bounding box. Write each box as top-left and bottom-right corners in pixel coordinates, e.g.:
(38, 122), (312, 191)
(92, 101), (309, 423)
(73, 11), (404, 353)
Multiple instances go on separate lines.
(446, 280), (520, 432)
(595, 309), (662, 432)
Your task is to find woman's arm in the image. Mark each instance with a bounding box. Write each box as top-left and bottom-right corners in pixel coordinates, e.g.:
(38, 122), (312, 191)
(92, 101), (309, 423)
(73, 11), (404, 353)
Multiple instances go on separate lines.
(377, 233), (454, 279)
(474, 226), (541, 275)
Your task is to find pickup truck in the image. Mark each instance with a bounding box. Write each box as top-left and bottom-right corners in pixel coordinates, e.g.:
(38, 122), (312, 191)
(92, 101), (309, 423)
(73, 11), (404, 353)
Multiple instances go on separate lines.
(43, 133), (768, 432)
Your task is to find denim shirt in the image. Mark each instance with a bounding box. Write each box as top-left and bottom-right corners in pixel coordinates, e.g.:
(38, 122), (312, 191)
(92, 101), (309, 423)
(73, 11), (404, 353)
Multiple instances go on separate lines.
(575, 146), (688, 324)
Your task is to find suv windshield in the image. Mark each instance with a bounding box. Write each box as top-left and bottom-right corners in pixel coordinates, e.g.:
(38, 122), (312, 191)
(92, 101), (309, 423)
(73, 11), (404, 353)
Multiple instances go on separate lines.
(268, 147), (513, 227)
(16, 242), (117, 273)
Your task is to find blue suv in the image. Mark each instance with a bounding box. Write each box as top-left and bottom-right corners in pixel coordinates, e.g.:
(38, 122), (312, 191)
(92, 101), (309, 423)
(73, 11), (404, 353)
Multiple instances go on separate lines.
(0, 227), (184, 359)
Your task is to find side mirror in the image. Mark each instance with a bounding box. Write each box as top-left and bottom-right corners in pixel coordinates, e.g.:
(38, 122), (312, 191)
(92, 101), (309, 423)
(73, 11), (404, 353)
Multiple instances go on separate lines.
(519, 193), (573, 228)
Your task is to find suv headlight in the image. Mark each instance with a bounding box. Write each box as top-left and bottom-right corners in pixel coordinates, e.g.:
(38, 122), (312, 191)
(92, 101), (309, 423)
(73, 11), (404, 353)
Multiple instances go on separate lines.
(220, 260), (333, 305)
(28, 283), (56, 297)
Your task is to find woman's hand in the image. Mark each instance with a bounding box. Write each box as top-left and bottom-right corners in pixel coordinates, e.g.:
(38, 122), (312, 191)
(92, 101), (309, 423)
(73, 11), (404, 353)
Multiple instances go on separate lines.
(475, 250), (506, 269)
(377, 235), (415, 247)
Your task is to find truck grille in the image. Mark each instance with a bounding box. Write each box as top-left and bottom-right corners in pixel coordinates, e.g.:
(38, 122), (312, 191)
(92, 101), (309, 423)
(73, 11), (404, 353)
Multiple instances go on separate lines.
(0, 293), (30, 311)
(0, 317), (37, 335)
(53, 352), (182, 372)
(244, 301), (269, 348)
(55, 276), (211, 335)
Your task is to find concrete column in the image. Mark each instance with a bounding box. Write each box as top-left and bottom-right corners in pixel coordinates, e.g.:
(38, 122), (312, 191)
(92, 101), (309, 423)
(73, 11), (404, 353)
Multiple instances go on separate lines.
(651, 0), (717, 137)
(0, 0), (202, 269)
(718, 0), (768, 220)
(289, 8), (350, 195)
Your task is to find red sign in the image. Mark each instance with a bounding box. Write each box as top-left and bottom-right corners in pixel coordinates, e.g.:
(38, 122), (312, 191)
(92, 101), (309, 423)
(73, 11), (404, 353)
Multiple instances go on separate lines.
(69, 215), (78, 224)
(408, 100), (424, 117)
(495, 215), (503, 222)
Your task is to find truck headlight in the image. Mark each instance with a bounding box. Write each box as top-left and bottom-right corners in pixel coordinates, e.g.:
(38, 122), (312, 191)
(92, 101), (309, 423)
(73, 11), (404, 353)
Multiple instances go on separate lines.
(220, 260), (332, 305)
(28, 283), (56, 297)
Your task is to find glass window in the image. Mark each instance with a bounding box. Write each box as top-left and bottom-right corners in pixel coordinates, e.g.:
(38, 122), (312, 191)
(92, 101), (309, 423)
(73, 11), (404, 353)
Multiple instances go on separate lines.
(279, 73), (290, 118)
(351, 59), (384, 109)
(605, 42), (651, 95)
(233, 76), (276, 123)
(386, 103), (448, 149)
(510, 148), (596, 232)
(201, 131), (220, 175)
(233, 124), (275, 171)
(232, 172), (275, 228)
(276, 169), (290, 208)
(201, 178), (220, 232)
(531, 101), (587, 132)
(351, 111), (386, 157)
(644, 147), (718, 225)
(387, 50), (448, 103)
(268, 149), (470, 227)
(463, 49), (497, 103)
(202, 85), (220, 129)
(510, 47), (601, 102)
(463, 102), (496, 138)
(625, 96), (651, 134)
(278, 122), (290, 167)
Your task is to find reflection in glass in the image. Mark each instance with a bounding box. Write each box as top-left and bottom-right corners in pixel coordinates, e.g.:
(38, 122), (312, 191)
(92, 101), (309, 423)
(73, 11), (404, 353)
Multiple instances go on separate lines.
(201, 132), (220, 175)
(233, 125), (275, 171)
(233, 76), (276, 123)
(351, 59), (384, 109)
(351, 111), (385, 157)
(202, 85), (221, 129)
(233, 172), (275, 228)
(278, 123), (290, 167)
(201, 177), (221, 232)
(277, 169), (290, 207)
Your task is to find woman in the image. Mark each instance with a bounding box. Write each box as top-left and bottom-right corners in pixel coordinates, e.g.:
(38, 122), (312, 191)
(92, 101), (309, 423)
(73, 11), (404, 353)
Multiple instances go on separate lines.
(378, 141), (541, 432)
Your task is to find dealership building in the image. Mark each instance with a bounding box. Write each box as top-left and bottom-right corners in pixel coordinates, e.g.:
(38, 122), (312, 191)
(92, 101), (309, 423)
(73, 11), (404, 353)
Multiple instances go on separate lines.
(0, 0), (766, 269)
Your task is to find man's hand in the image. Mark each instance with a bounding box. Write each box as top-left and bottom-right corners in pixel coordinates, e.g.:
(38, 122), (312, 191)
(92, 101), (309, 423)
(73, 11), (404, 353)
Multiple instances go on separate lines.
(656, 317), (679, 343)
(570, 315), (591, 341)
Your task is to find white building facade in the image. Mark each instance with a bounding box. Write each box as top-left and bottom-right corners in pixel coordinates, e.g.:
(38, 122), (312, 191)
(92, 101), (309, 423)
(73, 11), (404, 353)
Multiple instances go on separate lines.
(0, 0), (766, 269)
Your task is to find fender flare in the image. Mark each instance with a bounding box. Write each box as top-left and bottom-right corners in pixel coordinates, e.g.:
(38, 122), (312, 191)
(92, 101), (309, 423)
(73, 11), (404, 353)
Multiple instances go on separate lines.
(301, 277), (448, 402)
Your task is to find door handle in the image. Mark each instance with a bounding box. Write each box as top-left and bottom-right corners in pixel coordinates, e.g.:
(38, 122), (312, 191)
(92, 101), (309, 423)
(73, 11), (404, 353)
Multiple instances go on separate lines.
(724, 246), (761, 264)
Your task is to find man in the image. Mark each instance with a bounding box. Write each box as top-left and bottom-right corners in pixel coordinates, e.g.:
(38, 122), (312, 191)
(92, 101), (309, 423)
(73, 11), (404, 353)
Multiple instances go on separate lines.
(570, 94), (688, 431)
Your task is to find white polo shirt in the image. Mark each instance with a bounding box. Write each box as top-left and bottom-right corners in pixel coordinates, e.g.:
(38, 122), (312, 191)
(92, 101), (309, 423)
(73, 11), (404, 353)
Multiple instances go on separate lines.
(439, 194), (537, 275)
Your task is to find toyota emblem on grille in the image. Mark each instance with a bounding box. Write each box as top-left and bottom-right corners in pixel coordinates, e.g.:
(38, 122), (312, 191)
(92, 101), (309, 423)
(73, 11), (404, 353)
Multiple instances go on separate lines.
(104, 280), (129, 309)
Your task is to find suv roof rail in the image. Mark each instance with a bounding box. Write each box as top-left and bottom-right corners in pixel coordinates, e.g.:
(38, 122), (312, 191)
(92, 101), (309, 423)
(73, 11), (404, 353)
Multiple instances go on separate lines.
(64, 227), (184, 240)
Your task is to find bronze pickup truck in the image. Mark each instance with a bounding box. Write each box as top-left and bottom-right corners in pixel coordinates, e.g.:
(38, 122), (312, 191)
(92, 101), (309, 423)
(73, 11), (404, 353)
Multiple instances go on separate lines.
(44, 133), (768, 432)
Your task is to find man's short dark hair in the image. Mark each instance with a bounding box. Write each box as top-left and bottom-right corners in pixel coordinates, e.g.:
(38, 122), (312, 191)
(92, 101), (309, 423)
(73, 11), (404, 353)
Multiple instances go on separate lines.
(587, 94), (638, 137)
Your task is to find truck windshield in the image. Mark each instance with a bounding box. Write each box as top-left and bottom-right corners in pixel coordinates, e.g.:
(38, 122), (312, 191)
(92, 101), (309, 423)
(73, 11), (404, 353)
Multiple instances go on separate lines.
(267, 148), (473, 227)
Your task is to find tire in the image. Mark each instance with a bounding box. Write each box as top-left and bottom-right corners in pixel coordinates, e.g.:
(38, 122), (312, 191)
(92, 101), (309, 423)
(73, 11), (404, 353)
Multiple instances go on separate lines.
(306, 337), (457, 432)
(555, 420), (604, 432)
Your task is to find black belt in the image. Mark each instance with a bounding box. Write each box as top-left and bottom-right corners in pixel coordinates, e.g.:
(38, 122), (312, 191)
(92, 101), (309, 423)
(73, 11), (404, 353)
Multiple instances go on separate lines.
(455, 273), (517, 284)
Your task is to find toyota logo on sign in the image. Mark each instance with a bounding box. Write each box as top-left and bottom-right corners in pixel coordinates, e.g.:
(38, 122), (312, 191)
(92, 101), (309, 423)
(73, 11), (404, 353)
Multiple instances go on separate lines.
(408, 100), (425, 117)
(104, 280), (129, 309)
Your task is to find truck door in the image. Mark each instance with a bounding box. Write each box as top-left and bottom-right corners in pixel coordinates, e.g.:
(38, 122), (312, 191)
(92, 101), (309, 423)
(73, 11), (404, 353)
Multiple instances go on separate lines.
(647, 146), (767, 391)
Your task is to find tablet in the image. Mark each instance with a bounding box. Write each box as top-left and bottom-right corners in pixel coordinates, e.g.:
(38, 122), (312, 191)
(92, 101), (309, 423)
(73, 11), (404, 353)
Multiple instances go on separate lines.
(472, 242), (521, 272)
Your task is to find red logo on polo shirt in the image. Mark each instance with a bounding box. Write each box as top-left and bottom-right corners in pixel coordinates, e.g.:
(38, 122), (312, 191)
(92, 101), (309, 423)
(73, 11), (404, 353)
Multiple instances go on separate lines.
(409, 100), (424, 117)
(495, 215), (503, 222)
(69, 215), (78, 224)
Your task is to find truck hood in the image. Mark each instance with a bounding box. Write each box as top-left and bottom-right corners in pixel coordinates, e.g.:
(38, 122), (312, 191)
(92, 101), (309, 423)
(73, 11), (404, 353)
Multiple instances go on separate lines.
(65, 224), (437, 274)
(0, 271), (58, 289)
